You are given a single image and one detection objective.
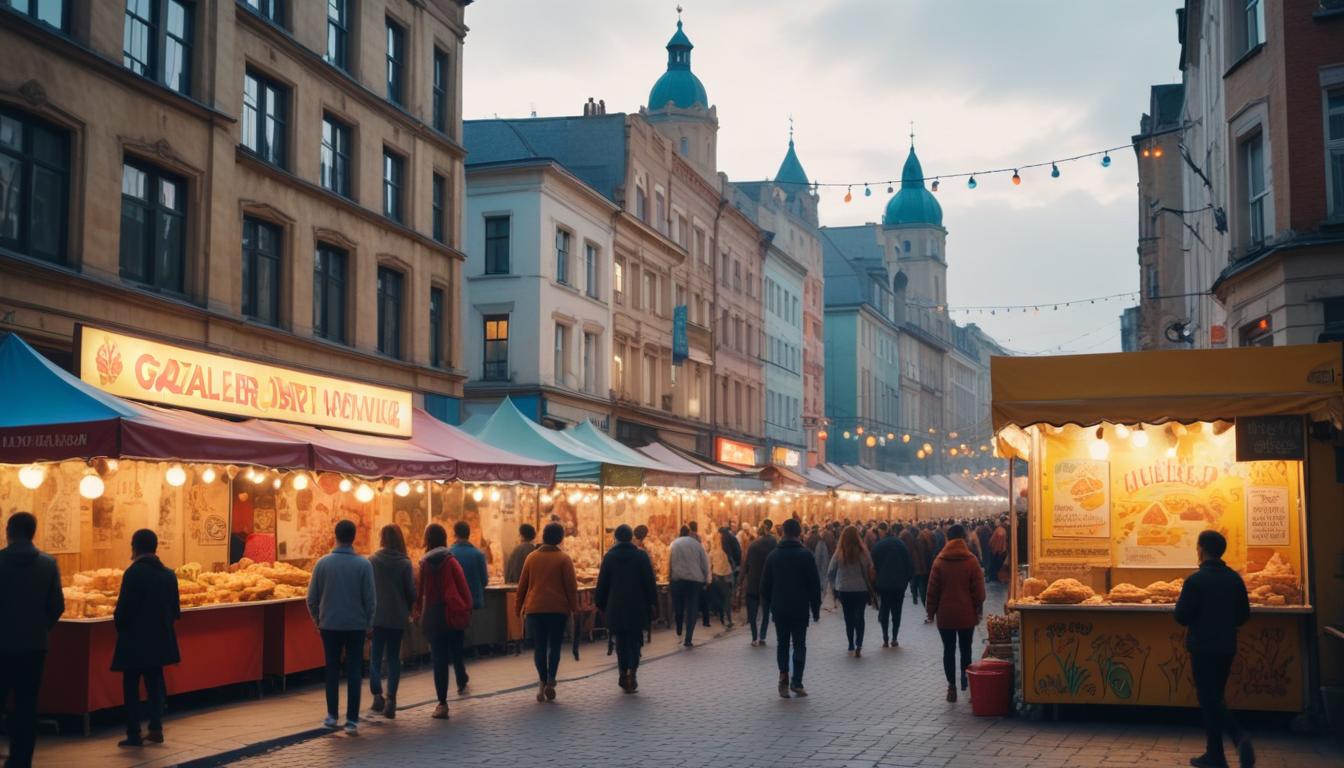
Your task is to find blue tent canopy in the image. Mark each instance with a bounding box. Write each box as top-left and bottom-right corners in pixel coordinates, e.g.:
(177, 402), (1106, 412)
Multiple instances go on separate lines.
(463, 397), (612, 483)
(0, 332), (138, 428)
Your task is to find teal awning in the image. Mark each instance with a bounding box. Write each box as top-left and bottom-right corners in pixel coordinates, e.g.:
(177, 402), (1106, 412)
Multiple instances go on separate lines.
(464, 397), (608, 483)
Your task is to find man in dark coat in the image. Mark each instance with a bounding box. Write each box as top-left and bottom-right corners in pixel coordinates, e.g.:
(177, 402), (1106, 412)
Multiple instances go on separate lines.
(1175, 530), (1254, 768)
(760, 518), (821, 698)
(503, 523), (537, 584)
(0, 512), (64, 768)
(595, 525), (657, 693)
(870, 523), (913, 647)
(113, 529), (181, 748)
(740, 519), (778, 647)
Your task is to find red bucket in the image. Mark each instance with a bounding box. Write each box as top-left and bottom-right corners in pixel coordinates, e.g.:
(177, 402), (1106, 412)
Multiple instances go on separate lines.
(967, 658), (1013, 716)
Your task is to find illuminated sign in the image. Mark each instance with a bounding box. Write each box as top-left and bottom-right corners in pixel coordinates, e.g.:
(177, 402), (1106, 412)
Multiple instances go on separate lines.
(715, 437), (758, 467)
(78, 326), (412, 437)
(771, 446), (802, 468)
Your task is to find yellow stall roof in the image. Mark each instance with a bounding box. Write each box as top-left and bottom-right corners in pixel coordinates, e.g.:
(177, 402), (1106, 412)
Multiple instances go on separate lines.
(991, 344), (1344, 433)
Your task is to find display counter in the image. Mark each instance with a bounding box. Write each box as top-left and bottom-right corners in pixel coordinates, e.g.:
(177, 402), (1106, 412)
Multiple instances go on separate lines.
(1016, 603), (1308, 711)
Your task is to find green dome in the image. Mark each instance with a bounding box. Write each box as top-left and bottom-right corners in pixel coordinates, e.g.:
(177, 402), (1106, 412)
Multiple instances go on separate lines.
(883, 146), (943, 228)
(775, 137), (809, 189)
(648, 21), (708, 110)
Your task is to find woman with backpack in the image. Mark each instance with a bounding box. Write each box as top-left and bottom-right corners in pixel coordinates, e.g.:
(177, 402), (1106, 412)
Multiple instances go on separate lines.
(827, 525), (875, 657)
(414, 523), (472, 720)
(516, 523), (579, 703)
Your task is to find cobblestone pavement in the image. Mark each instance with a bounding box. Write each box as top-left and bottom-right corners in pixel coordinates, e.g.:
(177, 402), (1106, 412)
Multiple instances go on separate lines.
(217, 584), (1341, 768)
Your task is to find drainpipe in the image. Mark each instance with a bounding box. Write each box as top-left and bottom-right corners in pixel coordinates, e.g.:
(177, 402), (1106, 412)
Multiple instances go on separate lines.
(709, 190), (727, 457)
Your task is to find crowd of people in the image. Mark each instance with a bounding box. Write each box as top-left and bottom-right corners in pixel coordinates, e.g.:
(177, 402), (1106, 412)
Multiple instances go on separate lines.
(0, 509), (1253, 768)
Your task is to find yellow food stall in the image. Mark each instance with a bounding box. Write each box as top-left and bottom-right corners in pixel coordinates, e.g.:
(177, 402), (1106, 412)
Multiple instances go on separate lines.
(991, 344), (1344, 713)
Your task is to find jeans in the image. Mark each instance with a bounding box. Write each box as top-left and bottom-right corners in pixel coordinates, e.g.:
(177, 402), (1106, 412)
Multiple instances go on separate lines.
(320, 629), (364, 722)
(427, 628), (465, 704)
(369, 626), (403, 698)
(1191, 651), (1242, 761)
(526, 613), (567, 683)
(122, 666), (166, 738)
(712, 575), (734, 625)
(877, 586), (906, 643)
(0, 651), (44, 767)
(773, 617), (809, 686)
(745, 593), (770, 642)
(911, 574), (927, 605)
(670, 579), (702, 645)
(837, 590), (868, 650)
(613, 631), (643, 672)
(938, 627), (975, 685)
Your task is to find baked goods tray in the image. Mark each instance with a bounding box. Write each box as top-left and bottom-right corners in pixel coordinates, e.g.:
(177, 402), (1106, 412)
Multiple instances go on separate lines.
(1009, 602), (1312, 614)
(59, 596), (308, 623)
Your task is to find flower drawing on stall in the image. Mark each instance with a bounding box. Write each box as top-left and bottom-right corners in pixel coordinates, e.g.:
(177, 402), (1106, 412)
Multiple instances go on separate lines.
(1087, 633), (1149, 700)
(95, 337), (123, 385)
(1035, 622), (1095, 696)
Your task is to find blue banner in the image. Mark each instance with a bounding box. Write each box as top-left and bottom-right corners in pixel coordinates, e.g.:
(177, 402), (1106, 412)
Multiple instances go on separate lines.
(672, 305), (688, 364)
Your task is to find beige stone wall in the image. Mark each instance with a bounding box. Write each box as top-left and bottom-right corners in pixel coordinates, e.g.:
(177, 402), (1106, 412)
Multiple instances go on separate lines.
(0, 1), (467, 400)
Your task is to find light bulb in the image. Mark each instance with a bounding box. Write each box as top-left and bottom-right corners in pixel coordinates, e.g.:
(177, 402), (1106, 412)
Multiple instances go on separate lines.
(949, 448), (958, 456)
(1051, 163), (1060, 178)
(272, 477), (282, 489)
(79, 470), (105, 500)
(1101, 152), (1111, 168)
(1011, 170), (1021, 185)
(916, 450), (926, 459)
(568, 491), (583, 505)
(842, 431), (851, 440)
(922, 443), (932, 453)
(253, 470), (268, 485)
(902, 434), (911, 443)
(931, 178), (940, 192)
(967, 175), (977, 189)
(844, 187), (853, 203)
(471, 488), (484, 502)
(1142, 146), (1151, 158)
(1165, 446), (1177, 459)
(865, 436), (876, 447)
(1132, 429), (1150, 448)
(355, 483), (375, 503)
(18, 464), (46, 490)
(391, 480), (409, 497)
(339, 477), (353, 493)
(105, 459), (120, 473)
(1114, 424), (1131, 440)
(1088, 439), (1110, 460)
(886, 433), (895, 440)
(886, 185), (894, 194)
(856, 426), (864, 434)
(636, 493), (648, 506)
(540, 493), (552, 505)
(292, 473), (310, 491)
(201, 467), (217, 484)
(863, 185), (872, 197)
(489, 488), (501, 502)
(1153, 146), (1164, 158)
(165, 464), (187, 487)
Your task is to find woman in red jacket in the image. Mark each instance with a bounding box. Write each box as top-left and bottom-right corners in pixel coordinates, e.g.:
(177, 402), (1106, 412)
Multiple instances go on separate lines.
(925, 524), (986, 702)
(413, 523), (472, 720)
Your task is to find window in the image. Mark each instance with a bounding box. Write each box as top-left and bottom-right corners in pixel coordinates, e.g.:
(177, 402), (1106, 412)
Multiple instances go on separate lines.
(689, 367), (702, 418)
(483, 314), (509, 381)
(431, 174), (446, 243)
(654, 190), (665, 233)
(433, 48), (449, 132)
(642, 354), (655, 406)
(320, 115), (351, 198)
(1328, 88), (1344, 218)
(313, 244), (347, 343)
(694, 226), (706, 264)
(385, 17), (405, 106)
(5, 0), (66, 30)
(242, 70), (287, 167)
(643, 270), (657, 315)
(382, 148), (403, 222)
(241, 217), (281, 326)
(484, 215), (509, 274)
(119, 159), (185, 293)
(555, 228), (571, 285)
(679, 137), (688, 155)
(123, 0), (193, 96)
(553, 324), (569, 386)
(1241, 315), (1272, 347)
(613, 258), (625, 300)
(376, 266), (403, 357)
(1242, 132), (1267, 248)
(1145, 264), (1160, 300)
(1242, 0), (1263, 53)
(242, 0), (283, 25)
(429, 286), (445, 368)
(635, 184), (647, 222)
(582, 332), (596, 393)
(0, 106), (68, 264)
(325, 0), (348, 71)
(732, 261), (741, 292)
(585, 242), (599, 298)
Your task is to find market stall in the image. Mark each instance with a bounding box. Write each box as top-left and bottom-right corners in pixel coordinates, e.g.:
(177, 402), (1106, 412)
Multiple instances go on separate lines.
(992, 344), (1344, 713)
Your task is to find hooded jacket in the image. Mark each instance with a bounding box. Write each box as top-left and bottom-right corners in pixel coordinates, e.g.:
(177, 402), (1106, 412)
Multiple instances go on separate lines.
(760, 538), (822, 623)
(740, 533), (778, 597)
(369, 547), (416, 629)
(925, 538), (986, 630)
(595, 541), (657, 634)
(870, 534), (914, 592)
(417, 547), (472, 636)
(112, 554), (181, 671)
(0, 540), (64, 653)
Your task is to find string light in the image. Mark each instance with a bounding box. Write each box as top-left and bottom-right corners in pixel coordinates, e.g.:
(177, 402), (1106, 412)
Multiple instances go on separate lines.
(201, 467), (217, 483)
(1011, 169), (1021, 185)
(291, 472), (310, 491)
(931, 178), (939, 192)
(967, 175), (977, 190)
(339, 477), (353, 493)
(165, 464), (187, 487)
(1051, 163), (1060, 178)
(355, 483), (375, 503)
(863, 184), (872, 197)
(1101, 152), (1111, 167)
(18, 464), (46, 490)
(844, 186), (853, 203)
(79, 469), (105, 500)
(394, 481), (411, 497)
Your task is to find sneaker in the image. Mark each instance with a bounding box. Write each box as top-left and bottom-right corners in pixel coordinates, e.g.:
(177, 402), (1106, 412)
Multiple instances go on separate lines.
(789, 684), (808, 697)
(1189, 756), (1228, 768)
(882, 641), (890, 648)
(855, 647), (862, 658)
(536, 683), (547, 703)
(431, 703), (449, 719)
(892, 640), (900, 647)
(759, 638), (768, 646)
(618, 670), (630, 692)
(1237, 739), (1255, 768)
(457, 676), (470, 695)
(322, 715), (339, 729)
(146, 730), (164, 744)
(629, 670), (638, 692)
(117, 735), (144, 748)
(343, 720), (358, 734)
(370, 694), (385, 714)
(946, 685), (957, 703)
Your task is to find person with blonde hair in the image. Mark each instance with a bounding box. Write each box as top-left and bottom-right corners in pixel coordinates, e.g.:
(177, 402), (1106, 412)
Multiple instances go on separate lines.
(827, 525), (875, 656)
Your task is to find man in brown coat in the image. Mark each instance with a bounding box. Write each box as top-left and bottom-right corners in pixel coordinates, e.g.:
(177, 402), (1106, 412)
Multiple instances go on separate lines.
(899, 524), (927, 606)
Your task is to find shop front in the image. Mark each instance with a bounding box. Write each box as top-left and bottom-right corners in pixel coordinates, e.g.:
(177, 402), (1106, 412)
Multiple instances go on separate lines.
(992, 344), (1343, 714)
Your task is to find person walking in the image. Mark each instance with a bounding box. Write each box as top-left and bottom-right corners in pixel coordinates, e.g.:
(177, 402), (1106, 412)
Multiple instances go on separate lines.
(516, 523), (579, 702)
(871, 523), (913, 648)
(668, 525), (710, 647)
(761, 518), (822, 698)
(307, 519), (376, 732)
(709, 529), (736, 628)
(827, 525), (875, 657)
(988, 517), (1008, 584)
(1175, 531), (1255, 768)
(112, 529), (180, 748)
(899, 523), (926, 607)
(918, 524), (939, 622)
(415, 524), (472, 720)
(504, 523), (537, 584)
(449, 521), (487, 694)
(925, 524), (985, 702)
(368, 524), (415, 719)
(740, 519), (777, 647)
(0, 512), (63, 768)
(595, 525), (657, 693)
(974, 519), (994, 580)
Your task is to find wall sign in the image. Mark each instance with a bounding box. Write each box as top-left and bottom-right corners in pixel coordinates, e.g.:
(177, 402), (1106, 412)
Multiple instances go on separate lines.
(1245, 486), (1290, 546)
(715, 437), (759, 467)
(672, 305), (688, 364)
(1050, 459), (1110, 538)
(1234, 416), (1304, 462)
(771, 446), (802, 468)
(77, 325), (413, 437)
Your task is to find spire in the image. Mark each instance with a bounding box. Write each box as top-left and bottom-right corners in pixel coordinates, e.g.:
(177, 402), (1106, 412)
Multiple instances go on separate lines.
(648, 10), (708, 109)
(909, 121), (915, 148)
(775, 121), (809, 190)
(666, 10), (693, 70)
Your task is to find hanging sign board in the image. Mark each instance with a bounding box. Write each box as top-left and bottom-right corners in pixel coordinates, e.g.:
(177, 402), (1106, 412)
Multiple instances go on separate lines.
(1234, 416), (1304, 462)
(76, 325), (412, 437)
(672, 305), (689, 364)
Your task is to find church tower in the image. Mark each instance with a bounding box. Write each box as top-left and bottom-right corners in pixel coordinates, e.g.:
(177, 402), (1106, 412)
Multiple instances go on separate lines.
(643, 13), (719, 179)
(880, 135), (947, 322)
(774, 126), (819, 227)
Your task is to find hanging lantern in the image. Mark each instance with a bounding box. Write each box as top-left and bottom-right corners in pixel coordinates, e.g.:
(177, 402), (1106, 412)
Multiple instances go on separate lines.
(1011, 169), (1021, 185)
(355, 483), (375, 503)
(489, 488), (501, 503)
(1101, 152), (1111, 168)
(165, 464), (187, 488)
(79, 469), (105, 500)
(865, 436), (876, 448)
(18, 463), (46, 490)
(394, 481), (411, 497)
(844, 186), (853, 203)
(291, 472), (310, 491)
(472, 488), (484, 502)
(339, 477), (354, 493)
(931, 178), (940, 192)
(967, 175), (977, 189)
(1050, 163), (1060, 178)
(817, 429), (828, 441)
(200, 466), (218, 484)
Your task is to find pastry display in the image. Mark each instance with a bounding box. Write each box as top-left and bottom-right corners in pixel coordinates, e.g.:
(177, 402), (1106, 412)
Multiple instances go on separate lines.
(63, 560), (311, 619)
(1245, 554), (1302, 605)
(1143, 578), (1182, 603)
(1105, 582), (1150, 603)
(1037, 578), (1095, 604)
(1021, 577), (1049, 598)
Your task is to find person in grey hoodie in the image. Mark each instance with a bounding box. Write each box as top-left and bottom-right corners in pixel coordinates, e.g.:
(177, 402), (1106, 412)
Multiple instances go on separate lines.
(368, 524), (415, 719)
(307, 519), (375, 733)
(0, 512), (64, 768)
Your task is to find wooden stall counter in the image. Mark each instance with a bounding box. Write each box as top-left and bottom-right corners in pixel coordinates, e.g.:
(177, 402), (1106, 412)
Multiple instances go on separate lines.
(262, 598), (324, 678)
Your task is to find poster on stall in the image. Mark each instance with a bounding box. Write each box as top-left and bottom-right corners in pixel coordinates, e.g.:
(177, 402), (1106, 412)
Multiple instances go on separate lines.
(40, 462), (82, 555)
(184, 478), (229, 569)
(1246, 486), (1289, 546)
(1112, 459), (1242, 569)
(1049, 460), (1110, 538)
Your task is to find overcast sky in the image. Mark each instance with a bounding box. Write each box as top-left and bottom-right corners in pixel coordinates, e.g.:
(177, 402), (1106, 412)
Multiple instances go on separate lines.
(462, 0), (1184, 354)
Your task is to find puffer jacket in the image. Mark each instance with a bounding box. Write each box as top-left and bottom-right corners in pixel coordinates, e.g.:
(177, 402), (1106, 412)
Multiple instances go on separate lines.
(926, 538), (986, 630)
